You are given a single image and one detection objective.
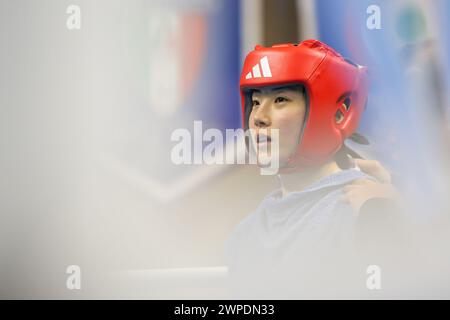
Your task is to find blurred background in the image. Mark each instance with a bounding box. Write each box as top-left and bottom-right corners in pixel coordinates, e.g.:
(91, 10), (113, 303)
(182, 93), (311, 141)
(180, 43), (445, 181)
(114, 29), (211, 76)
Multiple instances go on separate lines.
(1, 0), (450, 298)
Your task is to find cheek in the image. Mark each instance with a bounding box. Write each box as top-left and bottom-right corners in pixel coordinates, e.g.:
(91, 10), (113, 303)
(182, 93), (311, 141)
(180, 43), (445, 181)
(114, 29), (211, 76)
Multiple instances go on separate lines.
(275, 110), (304, 143)
(248, 112), (255, 129)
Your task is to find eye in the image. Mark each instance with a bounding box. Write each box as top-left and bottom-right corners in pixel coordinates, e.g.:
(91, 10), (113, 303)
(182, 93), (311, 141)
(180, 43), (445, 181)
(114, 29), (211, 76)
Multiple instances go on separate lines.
(252, 100), (260, 107)
(274, 96), (289, 103)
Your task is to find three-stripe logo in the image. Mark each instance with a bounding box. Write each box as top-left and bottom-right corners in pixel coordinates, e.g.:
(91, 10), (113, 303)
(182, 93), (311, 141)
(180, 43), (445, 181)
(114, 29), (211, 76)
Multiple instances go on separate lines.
(245, 56), (272, 79)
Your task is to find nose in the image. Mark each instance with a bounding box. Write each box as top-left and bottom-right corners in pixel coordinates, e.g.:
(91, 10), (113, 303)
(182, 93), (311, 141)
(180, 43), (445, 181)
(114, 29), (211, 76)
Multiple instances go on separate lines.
(253, 102), (271, 128)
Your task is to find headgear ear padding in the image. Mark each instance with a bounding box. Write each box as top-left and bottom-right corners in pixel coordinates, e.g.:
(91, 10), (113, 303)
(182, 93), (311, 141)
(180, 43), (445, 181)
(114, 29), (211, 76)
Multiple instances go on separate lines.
(240, 40), (368, 169)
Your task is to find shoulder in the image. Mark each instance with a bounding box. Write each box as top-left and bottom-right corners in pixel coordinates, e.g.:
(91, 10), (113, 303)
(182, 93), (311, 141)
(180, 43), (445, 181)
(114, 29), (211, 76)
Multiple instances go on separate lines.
(225, 208), (260, 246)
(228, 188), (281, 236)
(224, 190), (278, 260)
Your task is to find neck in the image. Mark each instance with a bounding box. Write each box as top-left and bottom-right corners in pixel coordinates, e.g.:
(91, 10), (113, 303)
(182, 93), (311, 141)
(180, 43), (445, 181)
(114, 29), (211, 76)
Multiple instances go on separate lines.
(277, 160), (342, 197)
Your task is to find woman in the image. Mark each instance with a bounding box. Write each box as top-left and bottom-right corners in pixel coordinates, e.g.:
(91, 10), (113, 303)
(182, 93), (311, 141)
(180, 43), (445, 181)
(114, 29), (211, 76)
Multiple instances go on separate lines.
(225, 40), (402, 298)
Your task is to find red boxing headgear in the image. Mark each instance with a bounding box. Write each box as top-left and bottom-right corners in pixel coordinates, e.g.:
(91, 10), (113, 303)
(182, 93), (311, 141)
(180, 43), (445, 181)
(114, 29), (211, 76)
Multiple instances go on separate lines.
(239, 39), (369, 169)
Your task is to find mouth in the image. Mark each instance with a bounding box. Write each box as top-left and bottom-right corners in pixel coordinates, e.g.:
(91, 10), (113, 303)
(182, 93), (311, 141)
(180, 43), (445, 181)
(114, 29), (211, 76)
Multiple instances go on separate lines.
(256, 134), (271, 145)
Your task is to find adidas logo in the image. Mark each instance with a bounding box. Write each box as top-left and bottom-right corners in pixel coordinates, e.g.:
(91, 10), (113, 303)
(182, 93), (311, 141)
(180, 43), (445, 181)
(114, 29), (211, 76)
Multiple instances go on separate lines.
(245, 56), (272, 79)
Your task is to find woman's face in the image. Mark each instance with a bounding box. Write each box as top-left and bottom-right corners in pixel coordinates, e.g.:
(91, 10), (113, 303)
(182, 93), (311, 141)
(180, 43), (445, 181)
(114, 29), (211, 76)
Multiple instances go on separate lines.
(249, 85), (307, 166)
